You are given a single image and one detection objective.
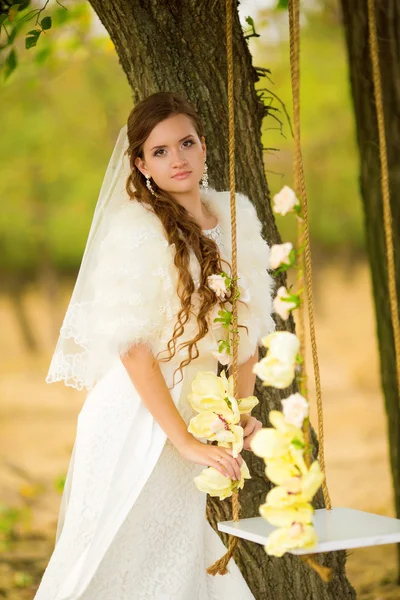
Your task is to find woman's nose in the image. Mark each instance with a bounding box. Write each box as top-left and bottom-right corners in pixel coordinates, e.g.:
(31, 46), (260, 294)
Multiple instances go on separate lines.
(170, 151), (188, 166)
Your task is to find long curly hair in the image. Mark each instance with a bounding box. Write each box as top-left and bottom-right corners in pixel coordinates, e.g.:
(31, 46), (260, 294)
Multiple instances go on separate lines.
(124, 91), (232, 386)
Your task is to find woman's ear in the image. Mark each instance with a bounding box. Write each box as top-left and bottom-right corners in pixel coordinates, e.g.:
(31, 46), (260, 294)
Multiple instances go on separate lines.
(134, 156), (148, 178)
(200, 135), (206, 158)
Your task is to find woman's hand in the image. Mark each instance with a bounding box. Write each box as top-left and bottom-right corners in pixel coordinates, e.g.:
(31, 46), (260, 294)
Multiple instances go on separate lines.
(177, 436), (243, 480)
(240, 414), (263, 451)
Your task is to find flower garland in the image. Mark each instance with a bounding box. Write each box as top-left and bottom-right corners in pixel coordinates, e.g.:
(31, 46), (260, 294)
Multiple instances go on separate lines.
(187, 270), (258, 499)
(248, 184), (325, 558)
(206, 270), (239, 367)
(188, 369), (258, 499)
(186, 186), (325, 562)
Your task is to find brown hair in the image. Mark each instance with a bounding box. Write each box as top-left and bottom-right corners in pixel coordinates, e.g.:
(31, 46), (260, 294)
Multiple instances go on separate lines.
(124, 91), (231, 387)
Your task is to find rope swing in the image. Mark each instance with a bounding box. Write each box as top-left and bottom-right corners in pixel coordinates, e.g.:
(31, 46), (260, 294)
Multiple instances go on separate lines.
(288, 0), (331, 508)
(206, 0), (241, 576)
(210, 0), (400, 583)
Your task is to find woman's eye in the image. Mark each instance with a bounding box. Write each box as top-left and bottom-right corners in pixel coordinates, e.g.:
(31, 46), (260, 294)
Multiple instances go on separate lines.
(154, 139), (194, 157)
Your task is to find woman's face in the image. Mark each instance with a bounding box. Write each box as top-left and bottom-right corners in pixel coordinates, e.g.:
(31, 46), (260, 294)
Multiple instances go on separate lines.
(135, 113), (206, 196)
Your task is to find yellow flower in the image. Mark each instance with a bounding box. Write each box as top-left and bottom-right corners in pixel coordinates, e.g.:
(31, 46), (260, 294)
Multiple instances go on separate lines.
(250, 411), (304, 460)
(237, 395), (259, 414)
(259, 501), (314, 527)
(264, 523), (318, 557)
(250, 428), (291, 459)
(193, 459), (251, 500)
(299, 461), (325, 501)
(215, 424), (244, 458)
(188, 411), (226, 439)
(264, 456), (301, 485)
(261, 331), (300, 363)
(188, 370), (240, 424)
(269, 410), (304, 440)
(266, 460), (324, 503)
(252, 354), (296, 389)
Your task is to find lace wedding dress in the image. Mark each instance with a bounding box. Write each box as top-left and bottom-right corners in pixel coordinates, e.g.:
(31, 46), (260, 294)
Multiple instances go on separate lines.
(34, 222), (258, 600)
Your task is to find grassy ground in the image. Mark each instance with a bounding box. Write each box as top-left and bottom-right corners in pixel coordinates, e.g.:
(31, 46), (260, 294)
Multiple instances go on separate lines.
(0, 261), (399, 599)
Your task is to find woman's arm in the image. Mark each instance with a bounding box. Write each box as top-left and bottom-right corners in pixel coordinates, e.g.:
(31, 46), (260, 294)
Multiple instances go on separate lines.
(120, 343), (192, 451)
(229, 345), (263, 450)
(228, 344), (259, 405)
(120, 343), (244, 479)
(236, 345), (259, 405)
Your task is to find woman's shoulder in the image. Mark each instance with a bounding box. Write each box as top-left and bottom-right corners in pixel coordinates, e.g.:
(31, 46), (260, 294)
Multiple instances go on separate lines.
(106, 200), (168, 245)
(206, 188), (262, 236)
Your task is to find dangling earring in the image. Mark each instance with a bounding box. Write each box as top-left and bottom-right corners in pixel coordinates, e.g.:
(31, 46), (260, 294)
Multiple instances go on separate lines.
(145, 174), (157, 196)
(201, 158), (208, 193)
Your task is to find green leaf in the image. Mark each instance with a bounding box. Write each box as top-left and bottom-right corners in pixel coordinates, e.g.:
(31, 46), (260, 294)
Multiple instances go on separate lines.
(14, 571), (33, 588)
(276, 0), (288, 9)
(224, 396), (232, 410)
(8, 25), (18, 44)
(25, 29), (40, 49)
(4, 47), (17, 80)
(54, 473), (66, 494)
(7, 4), (21, 22)
(217, 339), (231, 353)
(41, 15), (52, 30)
(291, 438), (305, 449)
(0, 13), (8, 26)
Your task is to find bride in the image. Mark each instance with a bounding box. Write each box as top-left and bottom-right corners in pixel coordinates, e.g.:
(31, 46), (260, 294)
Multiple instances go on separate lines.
(35, 91), (275, 599)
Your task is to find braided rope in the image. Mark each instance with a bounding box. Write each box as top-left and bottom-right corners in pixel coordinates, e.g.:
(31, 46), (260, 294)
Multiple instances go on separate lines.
(288, 0), (311, 460)
(367, 0), (400, 402)
(206, 0), (240, 575)
(288, 0), (331, 509)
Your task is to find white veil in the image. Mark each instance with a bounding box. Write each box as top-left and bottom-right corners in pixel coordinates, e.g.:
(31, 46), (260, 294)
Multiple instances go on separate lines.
(46, 124), (132, 391)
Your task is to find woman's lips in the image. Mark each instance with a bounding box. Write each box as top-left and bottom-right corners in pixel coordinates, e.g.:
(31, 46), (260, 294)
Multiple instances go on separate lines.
(172, 171), (192, 180)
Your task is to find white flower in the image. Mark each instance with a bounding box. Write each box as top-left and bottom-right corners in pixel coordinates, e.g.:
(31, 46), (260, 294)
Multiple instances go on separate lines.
(261, 331), (300, 363)
(212, 347), (232, 366)
(207, 274), (228, 299)
(273, 286), (297, 320)
(269, 243), (293, 270)
(281, 393), (309, 428)
(272, 186), (300, 216)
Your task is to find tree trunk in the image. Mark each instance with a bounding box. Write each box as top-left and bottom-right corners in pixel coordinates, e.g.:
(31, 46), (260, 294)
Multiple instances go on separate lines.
(9, 278), (38, 352)
(88, 0), (355, 596)
(340, 0), (400, 581)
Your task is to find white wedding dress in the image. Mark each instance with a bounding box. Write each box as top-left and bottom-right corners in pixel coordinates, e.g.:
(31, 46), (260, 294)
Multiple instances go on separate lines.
(34, 226), (258, 600)
(37, 187), (276, 600)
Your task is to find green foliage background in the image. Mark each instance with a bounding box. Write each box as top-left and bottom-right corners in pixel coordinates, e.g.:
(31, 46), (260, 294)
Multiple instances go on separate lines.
(1, 2), (364, 281)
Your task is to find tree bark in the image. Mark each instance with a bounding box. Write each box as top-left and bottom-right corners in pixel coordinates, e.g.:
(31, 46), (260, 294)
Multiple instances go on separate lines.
(340, 0), (400, 581)
(88, 0), (355, 596)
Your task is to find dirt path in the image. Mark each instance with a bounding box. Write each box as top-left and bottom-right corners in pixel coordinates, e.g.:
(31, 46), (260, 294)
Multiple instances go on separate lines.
(0, 262), (398, 598)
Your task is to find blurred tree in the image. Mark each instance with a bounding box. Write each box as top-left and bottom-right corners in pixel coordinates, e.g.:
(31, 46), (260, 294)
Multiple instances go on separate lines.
(340, 0), (400, 581)
(76, 0), (356, 597)
(0, 3), (132, 347)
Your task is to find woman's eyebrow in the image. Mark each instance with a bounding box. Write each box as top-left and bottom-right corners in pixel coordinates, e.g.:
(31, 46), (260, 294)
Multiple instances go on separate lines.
(150, 134), (194, 151)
